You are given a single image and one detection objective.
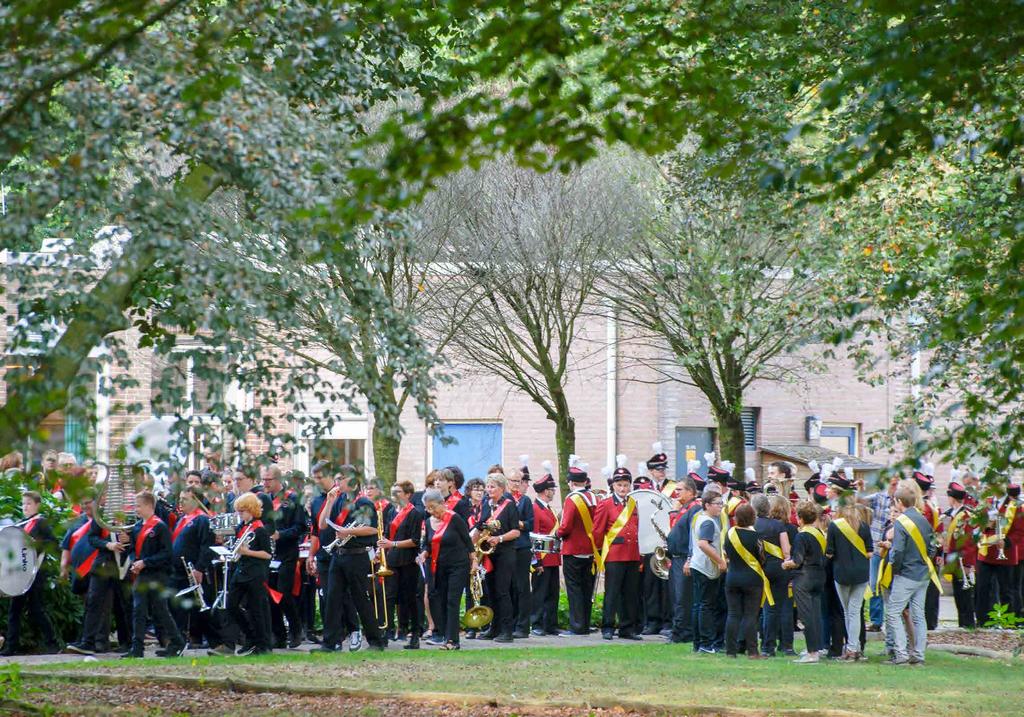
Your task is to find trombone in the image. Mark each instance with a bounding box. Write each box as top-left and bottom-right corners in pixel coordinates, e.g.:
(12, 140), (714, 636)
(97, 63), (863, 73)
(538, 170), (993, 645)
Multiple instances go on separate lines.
(369, 506), (393, 630)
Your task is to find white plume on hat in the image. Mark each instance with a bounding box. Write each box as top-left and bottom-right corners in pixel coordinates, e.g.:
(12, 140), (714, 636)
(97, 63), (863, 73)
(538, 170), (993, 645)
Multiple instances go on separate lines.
(721, 460), (735, 474)
(922, 462), (935, 477)
(637, 462), (647, 478)
(744, 467), (755, 482)
(687, 459), (701, 474)
(950, 468), (961, 482)
(541, 460), (553, 475)
(832, 456), (843, 470)
(820, 462), (833, 478)
(616, 453), (628, 469)
(519, 454), (530, 469)
(651, 441), (663, 454)
(844, 466), (855, 482)
(808, 460), (820, 475)
(703, 452), (717, 467)
(601, 465), (612, 479)
(568, 454), (581, 469)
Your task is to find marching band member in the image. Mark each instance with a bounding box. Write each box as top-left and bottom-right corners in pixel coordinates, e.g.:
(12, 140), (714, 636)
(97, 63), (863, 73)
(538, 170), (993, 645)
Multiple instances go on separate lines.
(690, 485), (726, 653)
(1, 491), (59, 656)
(723, 503), (770, 659)
(911, 464), (943, 630)
(826, 495), (873, 661)
(169, 486), (216, 650)
(378, 480), (425, 649)
(638, 449), (671, 636)
(472, 472), (521, 642)
(307, 463), (358, 644)
(783, 500), (827, 664)
(751, 493), (790, 657)
(263, 466), (309, 649)
(316, 476), (387, 652)
(1009, 485), (1024, 616)
(768, 494), (797, 655)
(557, 456), (599, 636)
(942, 477), (976, 628)
(420, 489), (474, 650)
(594, 457), (642, 640)
(530, 467), (561, 636)
(884, 479), (939, 665)
(666, 474), (701, 644)
(436, 468), (472, 522)
(856, 473), (899, 632)
(975, 483), (1024, 623)
(509, 460), (535, 638)
(219, 492), (274, 656)
(121, 491), (186, 658)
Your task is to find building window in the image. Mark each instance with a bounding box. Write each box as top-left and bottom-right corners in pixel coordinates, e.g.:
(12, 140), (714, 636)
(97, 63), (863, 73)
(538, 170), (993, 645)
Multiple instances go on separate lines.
(821, 423), (859, 456)
(741, 408), (759, 451)
(431, 422), (503, 480)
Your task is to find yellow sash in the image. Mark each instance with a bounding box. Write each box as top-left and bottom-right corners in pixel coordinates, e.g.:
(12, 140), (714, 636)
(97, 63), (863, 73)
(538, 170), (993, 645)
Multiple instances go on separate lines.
(599, 497), (636, 568)
(896, 514), (942, 590)
(569, 493), (603, 572)
(979, 502), (1017, 557)
(799, 526), (826, 553)
(727, 528), (774, 606)
(661, 480), (677, 498)
(726, 496), (743, 516)
(833, 518), (869, 558)
(762, 540), (784, 560)
(719, 509), (729, 535)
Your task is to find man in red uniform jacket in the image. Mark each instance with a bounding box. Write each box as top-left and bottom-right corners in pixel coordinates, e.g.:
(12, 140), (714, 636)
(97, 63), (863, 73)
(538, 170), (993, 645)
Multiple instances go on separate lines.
(976, 484), (1024, 623)
(557, 456), (598, 635)
(942, 480), (977, 628)
(530, 471), (562, 636)
(594, 462), (642, 640)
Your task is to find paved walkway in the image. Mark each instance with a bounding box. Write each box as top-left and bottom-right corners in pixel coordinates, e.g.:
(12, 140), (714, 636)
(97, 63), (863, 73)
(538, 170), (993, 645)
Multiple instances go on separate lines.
(1, 595), (964, 667)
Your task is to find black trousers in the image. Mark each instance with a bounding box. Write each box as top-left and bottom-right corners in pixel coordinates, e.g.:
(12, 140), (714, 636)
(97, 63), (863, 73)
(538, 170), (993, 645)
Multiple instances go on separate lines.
(269, 558), (303, 644)
(761, 574), (793, 653)
(1012, 563), (1024, 617)
(392, 562), (424, 637)
(725, 582), (761, 656)
(318, 553), (358, 636)
(511, 548), (533, 633)
(5, 571), (57, 650)
(131, 575), (183, 654)
(822, 577), (845, 656)
(562, 555), (595, 634)
(951, 573), (975, 628)
(227, 578), (271, 651)
(323, 551), (382, 647)
(530, 564), (560, 634)
(975, 561), (1017, 624)
(170, 572), (224, 647)
(80, 572), (116, 650)
(924, 579), (940, 630)
(431, 561), (469, 644)
(793, 570), (825, 653)
(668, 558), (694, 642)
(692, 571), (724, 651)
(602, 560), (641, 636)
(641, 554), (668, 630)
(484, 548), (515, 636)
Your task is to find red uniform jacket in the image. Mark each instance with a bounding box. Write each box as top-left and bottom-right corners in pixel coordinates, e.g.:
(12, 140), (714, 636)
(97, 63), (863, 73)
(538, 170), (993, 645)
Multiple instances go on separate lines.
(558, 490), (597, 557)
(978, 498), (1024, 566)
(593, 495), (640, 563)
(532, 499), (561, 567)
(943, 505), (977, 567)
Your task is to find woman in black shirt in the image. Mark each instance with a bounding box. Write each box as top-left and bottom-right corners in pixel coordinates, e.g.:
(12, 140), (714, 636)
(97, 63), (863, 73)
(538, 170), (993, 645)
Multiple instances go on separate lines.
(826, 503), (874, 660)
(783, 500), (826, 664)
(227, 492), (273, 655)
(421, 489), (473, 650)
(379, 480), (425, 649)
(472, 474), (520, 642)
(723, 503), (767, 658)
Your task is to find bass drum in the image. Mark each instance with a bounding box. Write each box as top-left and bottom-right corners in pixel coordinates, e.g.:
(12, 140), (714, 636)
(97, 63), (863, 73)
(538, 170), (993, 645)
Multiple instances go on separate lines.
(628, 489), (673, 555)
(0, 524), (43, 597)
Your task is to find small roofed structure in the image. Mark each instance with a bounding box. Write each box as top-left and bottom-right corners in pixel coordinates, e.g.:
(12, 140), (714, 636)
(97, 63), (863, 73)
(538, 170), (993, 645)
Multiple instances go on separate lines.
(759, 444), (884, 495)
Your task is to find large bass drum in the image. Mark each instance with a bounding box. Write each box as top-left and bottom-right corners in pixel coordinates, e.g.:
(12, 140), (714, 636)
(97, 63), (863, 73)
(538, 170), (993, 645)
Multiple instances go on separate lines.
(0, 524), (44, 597)
(628, 489), (673, 555)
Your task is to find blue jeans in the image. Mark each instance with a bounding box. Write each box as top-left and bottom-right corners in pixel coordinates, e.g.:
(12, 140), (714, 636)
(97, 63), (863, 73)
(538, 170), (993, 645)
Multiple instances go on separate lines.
(868, 553), (884, 626)
(886, 575), (929, 661)
(668, 558), (694, 642)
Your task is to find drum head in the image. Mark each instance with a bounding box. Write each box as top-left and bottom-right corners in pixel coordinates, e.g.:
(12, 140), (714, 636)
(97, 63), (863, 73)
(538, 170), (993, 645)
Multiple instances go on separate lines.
(629, 489), (673, 554)
(0, 525), (38, 597)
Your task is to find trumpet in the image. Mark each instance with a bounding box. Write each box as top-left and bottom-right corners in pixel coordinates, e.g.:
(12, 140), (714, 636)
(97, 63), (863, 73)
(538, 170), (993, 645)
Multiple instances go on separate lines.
(174, 557), (210, 612)
(324, 516), (368, 552)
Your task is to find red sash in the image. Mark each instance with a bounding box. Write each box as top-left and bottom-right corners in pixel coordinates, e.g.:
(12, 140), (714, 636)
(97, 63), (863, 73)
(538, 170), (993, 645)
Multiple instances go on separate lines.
(488, 498), (511, 524)
(135, 515), (161, 558)
(239, 521), (282, 603)
(23, 516), (40, 536)
(73, 519), (109, 578)
(309, 497), (331, 554)
(430, 510), (455, 575)
(445, 492), (462, 510)
(389, 503), (414, 540)
(172, 509), (203, 542)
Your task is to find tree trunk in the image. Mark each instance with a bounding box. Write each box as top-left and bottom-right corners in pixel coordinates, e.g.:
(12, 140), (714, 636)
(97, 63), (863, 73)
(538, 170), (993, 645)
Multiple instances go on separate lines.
(551, 411), (576, 498)
(371, 424), (401, 489)
(714, 406), (746, 478)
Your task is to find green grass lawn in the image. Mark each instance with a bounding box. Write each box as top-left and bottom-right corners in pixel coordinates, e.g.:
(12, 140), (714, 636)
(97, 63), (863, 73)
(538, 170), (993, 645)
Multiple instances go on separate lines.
(34, 642), (1023, 717)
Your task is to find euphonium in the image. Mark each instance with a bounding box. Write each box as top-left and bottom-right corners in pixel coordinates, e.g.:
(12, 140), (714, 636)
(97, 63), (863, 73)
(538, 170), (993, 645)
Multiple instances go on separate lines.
(474, 518), (500, 557)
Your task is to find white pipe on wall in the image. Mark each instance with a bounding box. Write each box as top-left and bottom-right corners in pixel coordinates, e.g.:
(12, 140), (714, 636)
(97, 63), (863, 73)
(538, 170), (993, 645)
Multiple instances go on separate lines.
(606, 304), (617, 471)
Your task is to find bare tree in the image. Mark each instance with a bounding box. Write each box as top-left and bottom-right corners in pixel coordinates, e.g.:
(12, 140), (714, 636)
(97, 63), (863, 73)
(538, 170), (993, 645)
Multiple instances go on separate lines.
(605, 150), (834, 474)
(439, 152), (649, 493)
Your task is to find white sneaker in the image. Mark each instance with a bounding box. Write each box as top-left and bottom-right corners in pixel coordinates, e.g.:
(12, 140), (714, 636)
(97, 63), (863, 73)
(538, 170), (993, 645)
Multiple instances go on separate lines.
(794, 653), (820, 664)
(349, 631), (362, 652)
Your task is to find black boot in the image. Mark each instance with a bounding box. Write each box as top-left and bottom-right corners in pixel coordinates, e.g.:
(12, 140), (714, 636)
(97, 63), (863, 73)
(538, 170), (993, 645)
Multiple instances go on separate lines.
(403, 635), (420, 650)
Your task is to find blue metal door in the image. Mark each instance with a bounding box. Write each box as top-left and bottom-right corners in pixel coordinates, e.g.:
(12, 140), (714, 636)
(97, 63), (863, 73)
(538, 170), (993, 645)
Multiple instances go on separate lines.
(674, 427), (715, 479)
(432, 423), (503, 481)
